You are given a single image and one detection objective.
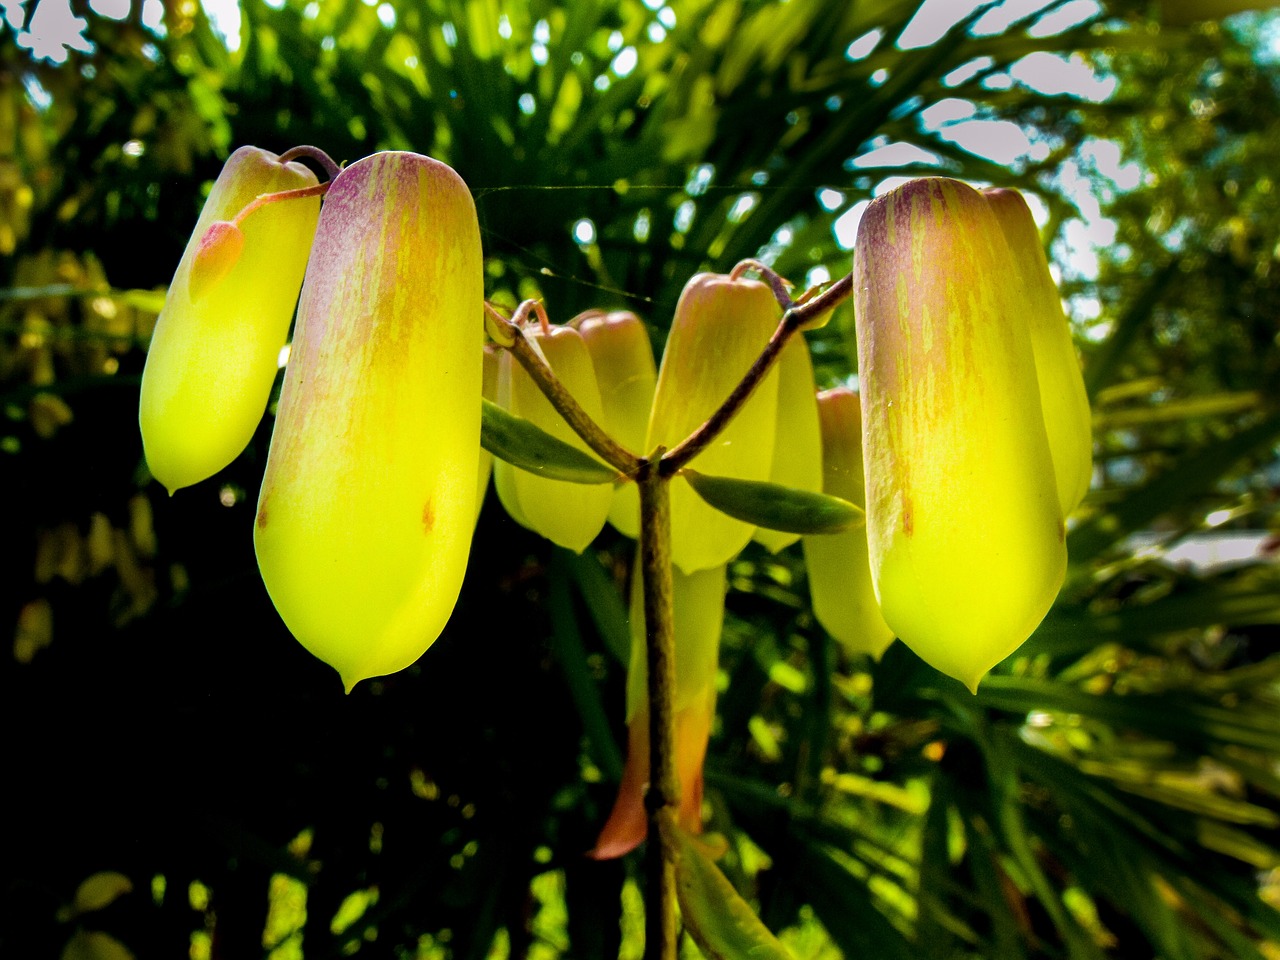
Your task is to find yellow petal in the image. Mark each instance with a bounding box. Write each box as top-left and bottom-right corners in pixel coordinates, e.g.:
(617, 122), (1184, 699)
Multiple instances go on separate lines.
(647, 273), (781, 573)
(578, 309), (657, 538)
(983, 187), (1093, 515)
(853, 177), (1065, 692)
(254, 151), (484, 691)
(754, 335), (822, 553)
(801, 387), (895, 658)
(140, 146), (319, 494)
(492, 325), (613, 552)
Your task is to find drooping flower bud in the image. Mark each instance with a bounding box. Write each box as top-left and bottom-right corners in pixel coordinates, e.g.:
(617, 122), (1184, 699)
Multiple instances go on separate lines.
(577, 310), (657, 538)
(754, 336), (823, 553)
(982, 188), (1093, 515)
(493, 324), (613, 552)
(801, 387), (894, 658)
(140, 146), (320, 494)
(647, 274), (781, 573)
(589, 562), (726, 860)
(253, 151), (484, 692)
(853, 177), (1066, 692)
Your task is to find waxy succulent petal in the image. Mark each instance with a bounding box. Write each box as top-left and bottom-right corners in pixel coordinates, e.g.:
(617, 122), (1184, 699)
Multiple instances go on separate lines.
(647, 273), (781, 573)
(493, 325), (613, 552)
(983, 187), (1093, 515)
(754, 336), (823, 553)
(140, 146), (320, 494)
(578, 310), (657, 539)
(590, 562), (726, 860)
(853, 177), (1066, 692)
(802, 387), (895, 658)
(253, 151), (484, 692)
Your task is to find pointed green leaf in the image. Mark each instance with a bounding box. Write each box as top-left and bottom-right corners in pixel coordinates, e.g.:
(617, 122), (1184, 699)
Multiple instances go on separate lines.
(480, 399), (621, 485)
(667, 821), (794, 960)
(682, 469), (864, 535)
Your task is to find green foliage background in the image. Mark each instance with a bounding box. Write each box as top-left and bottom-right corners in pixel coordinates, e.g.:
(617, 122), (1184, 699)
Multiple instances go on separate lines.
(3, 1), (1280, 958)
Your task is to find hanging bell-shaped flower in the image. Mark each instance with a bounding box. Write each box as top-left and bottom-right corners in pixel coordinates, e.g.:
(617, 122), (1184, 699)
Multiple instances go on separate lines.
(647, 273), (781, 573)
(254, 151), (484, 692)
(589, 561), (726, 860)
(576, 309), (657, 539)
(493, 323), (614, 552)
(852, 177), (1066, 692)
(982, 188), (1093, 515)
(802, 387), (895, 659)
(140, 146), (321, 494)
(753, 335), (823, 553)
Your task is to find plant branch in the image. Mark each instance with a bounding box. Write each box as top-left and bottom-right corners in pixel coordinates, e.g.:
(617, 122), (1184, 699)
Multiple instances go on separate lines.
(485, 302), (641, 477)
(638, 461), (679, 960)
(278, 144), (342, 182)
(659, 272), (852, 475)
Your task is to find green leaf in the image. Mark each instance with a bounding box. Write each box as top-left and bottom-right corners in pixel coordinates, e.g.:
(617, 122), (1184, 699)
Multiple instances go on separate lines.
(480, 399), (620, 485)
(667, 821), (794, 960)
(682, 469), (864, 535)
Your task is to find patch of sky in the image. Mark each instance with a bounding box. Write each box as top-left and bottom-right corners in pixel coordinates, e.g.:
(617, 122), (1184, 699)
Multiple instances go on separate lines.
(657, 7), (676, 28)
(942, 56), (993, 87)
(613, 46), (638, 76)
(534, 18), (550, 42)
(23, 74), (53, 111)
(898, 0), (1100, 50)
(1010, 52), (1114, 100)
(498, 14), (511, 39)
(594, 75), (610, 91)
(12, 0), (92, 63)
(889, 95), (924, 121)
(648, 22), (666, 42)
(685, 164), (714, 197)
(518, 93), (536, 115)
(847, 142), (943, 169)
(833, 200), (870, 250)
(869, 68), (889, 86)
(728, 193), (758, 224)
(377, 4), (395, 29)
(642, 0), (662, 10)
(805, 265), (831, 288)
(633, 209), (651, 243)
(202, 0), (241, 52)
(442, 21), (458, 47)
(573, 218), (597, 245)
(845, 29), (880, 61)
(817, 188), (844, 212)
(674, 199), (695, 234)
(607, 30), (624, 52)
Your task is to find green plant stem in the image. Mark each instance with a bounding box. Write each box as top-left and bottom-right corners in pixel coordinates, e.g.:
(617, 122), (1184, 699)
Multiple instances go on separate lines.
(638, 459), (680, 960)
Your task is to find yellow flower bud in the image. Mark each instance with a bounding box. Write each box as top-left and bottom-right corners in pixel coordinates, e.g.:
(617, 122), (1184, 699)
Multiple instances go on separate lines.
(577, 310), (657, 538)
(802, 387), (895, 658)
(754, 336), (822, 553)
(647, 273), (781, 573)
(590, 562), (726, 860)
(140, 146), (320, 494)
(493, 323), (613, 551)
(982, 188), (1093, 515)
(853, 177), (1066, 692)
(254, 151), (484, 692)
